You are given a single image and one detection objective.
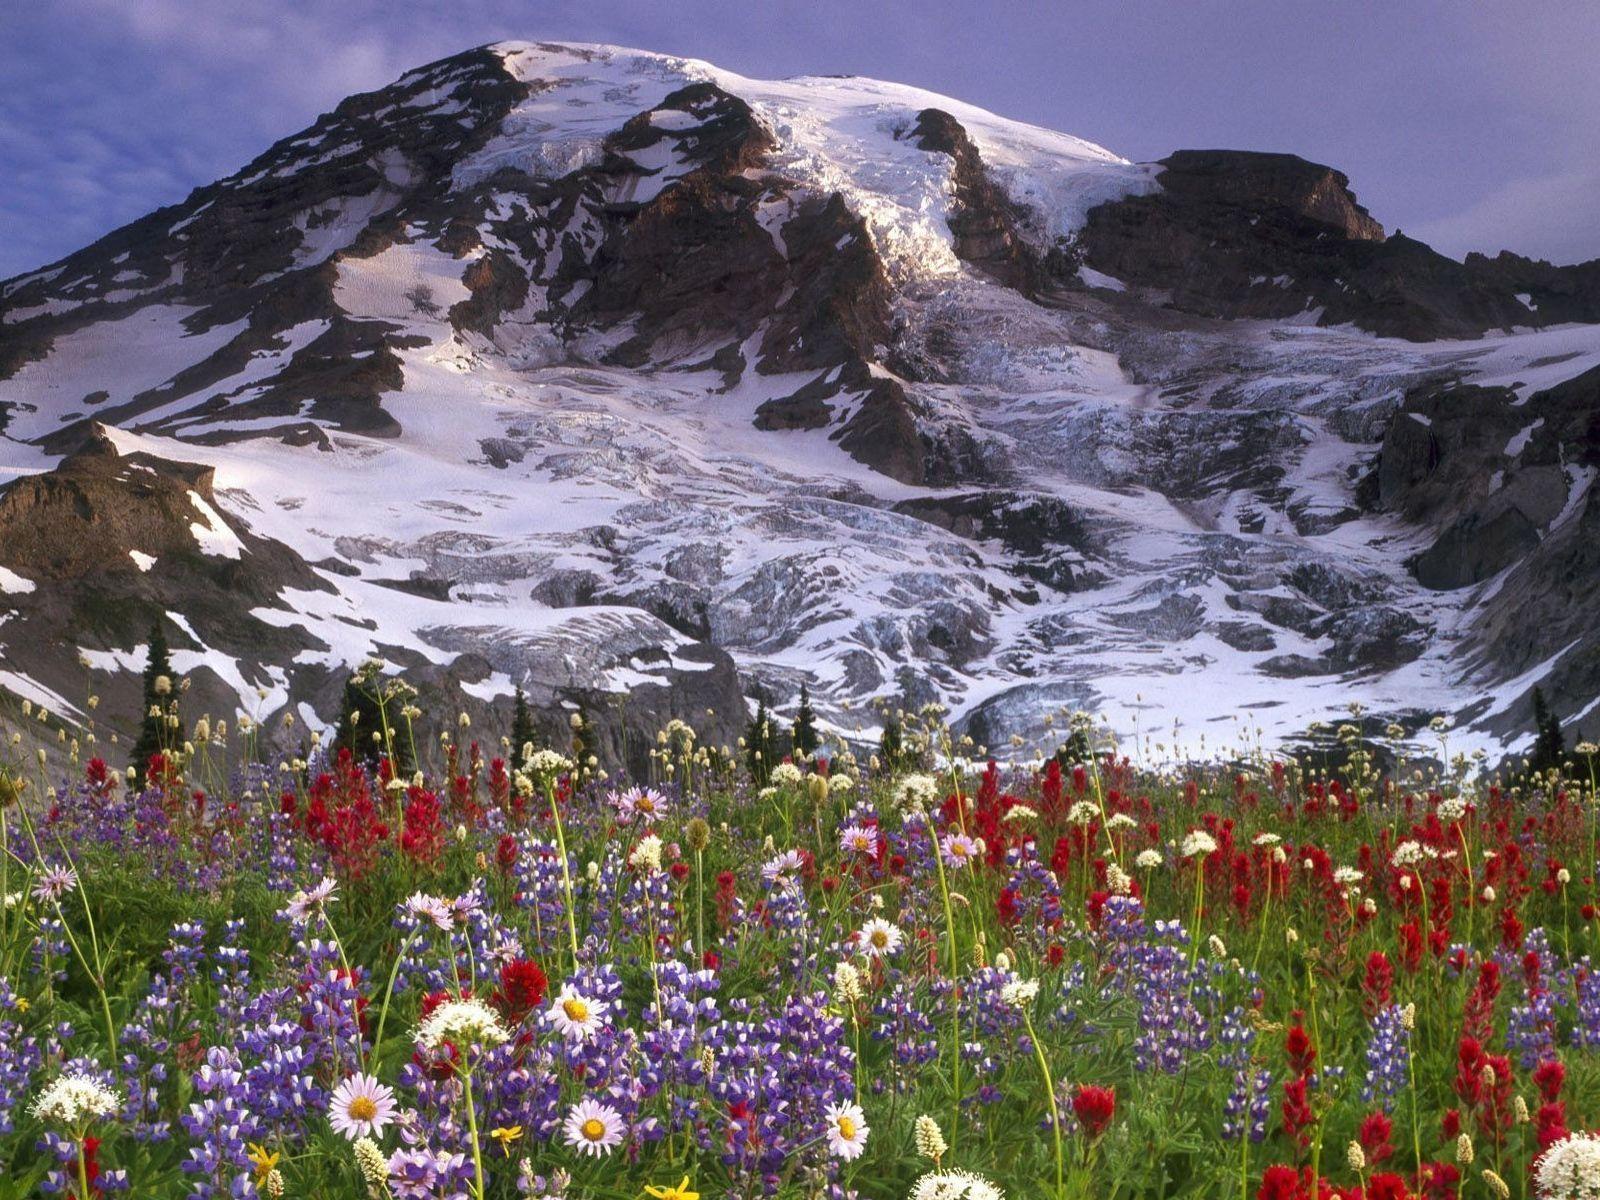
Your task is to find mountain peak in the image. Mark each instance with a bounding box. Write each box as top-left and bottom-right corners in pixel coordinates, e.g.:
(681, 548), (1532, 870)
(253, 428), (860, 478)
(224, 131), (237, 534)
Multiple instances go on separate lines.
(4, 40), (1600, 763)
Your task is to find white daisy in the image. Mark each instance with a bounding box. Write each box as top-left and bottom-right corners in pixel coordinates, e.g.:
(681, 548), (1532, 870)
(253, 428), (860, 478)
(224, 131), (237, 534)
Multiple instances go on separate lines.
(939, 833), (980, 869)
(857, 917), (904, 959)
(762, 849), (806, 886)
(546, 985), (609, 1042)
(824, 1100), (869, 1160)
(562, 1098), (625, 1157)
(403, 892), (454, 932)
(284, 877), (338, 923)
(614, 786), (669, 824)
(31, 866), (79, 904)
(328, 1072), (398, 1141)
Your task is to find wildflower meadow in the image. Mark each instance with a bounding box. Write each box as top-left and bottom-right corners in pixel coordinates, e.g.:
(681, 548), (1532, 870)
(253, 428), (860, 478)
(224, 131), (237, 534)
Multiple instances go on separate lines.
(1, 675), (1599, 1200)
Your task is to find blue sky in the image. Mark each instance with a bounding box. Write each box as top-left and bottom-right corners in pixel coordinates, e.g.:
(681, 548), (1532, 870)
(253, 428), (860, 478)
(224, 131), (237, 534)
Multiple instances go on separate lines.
(3, 0), (1598, 279)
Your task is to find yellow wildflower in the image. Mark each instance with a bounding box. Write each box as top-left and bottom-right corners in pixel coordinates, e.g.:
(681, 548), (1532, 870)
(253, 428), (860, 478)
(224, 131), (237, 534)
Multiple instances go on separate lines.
(490, 1125), (523, 1155)
(246, 1143), (281, 1183)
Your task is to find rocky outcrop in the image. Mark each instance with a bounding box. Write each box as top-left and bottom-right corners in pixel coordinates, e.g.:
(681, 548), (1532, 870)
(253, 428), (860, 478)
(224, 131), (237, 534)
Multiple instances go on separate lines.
(1076, 149), (1600, 340)
(893, 491), (1104, 593)
(906, 109), (1038, 292)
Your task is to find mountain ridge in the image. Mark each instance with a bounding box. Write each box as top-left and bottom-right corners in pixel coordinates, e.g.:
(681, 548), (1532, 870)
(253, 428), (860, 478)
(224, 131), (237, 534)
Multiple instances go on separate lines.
(3, 39), (1599, 765)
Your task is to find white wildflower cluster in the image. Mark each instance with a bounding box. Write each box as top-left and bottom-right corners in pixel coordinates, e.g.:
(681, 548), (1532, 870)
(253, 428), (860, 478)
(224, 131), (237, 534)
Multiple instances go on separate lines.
(914, 1114), (948, 1162)
(1136, 848), (1164, 870)
(910, 1169), (1005, 1200)
(1436, 796), (1468, 823)
(525, 750), (572, 778)
(1067, 800), (1099, 826)
(896, 774), (941, 810)
(999, 976), (1040, 1010)
(415, 998), (510, 1052)
(1180, 830), (1217, 859)
(1535, 1131), (1600, 1200)
(1392, 840), (1429, 867)
(833, 960), (865, 1004)
(769, 762), (804, 786)
(30, 1071), (123, 1127)
(629, 834), (664, 874)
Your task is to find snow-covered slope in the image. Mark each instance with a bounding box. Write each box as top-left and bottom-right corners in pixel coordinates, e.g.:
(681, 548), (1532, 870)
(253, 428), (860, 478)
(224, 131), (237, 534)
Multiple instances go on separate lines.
(3, 40), (1599, 765)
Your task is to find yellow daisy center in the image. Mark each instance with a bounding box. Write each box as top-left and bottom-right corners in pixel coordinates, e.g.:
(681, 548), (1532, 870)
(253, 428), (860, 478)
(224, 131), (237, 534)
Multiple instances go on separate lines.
(837, 1115), (857, 1140)
(563, 998), (590, 1022)
(581, 1117), (607, 1141)
(870, 930), (889, 947)
(348, 1096), (377, 1122)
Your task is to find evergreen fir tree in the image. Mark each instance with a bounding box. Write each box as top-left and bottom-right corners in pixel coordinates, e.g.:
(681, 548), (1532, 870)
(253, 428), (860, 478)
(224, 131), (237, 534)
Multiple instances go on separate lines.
(1056, 729), (1093, 767)
(1531, 686), (1566, 776)
(745, 699), (775, 786)
(571, 705), (599, 781)
(130, 621), (174, 783)
(879, 717), (905, 775)
(511, 686), (536, 763)
(792, 683), (819, 759)
(335, 671), (414, 774)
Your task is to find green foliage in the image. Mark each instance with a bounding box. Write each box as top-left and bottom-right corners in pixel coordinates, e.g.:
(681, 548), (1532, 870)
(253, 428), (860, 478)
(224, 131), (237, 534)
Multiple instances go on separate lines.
(334, 671), (415, 775)
(129, 621), (173, 783)
(570, 705), (599, 781)
(744, 697), (780, 785)
(511, 686), (536, 763)
(792, 683), (819, 759)
(1055, 728), (1093, 767)
(1531, 685), (1566, 775)
(878, 716), (907, 774)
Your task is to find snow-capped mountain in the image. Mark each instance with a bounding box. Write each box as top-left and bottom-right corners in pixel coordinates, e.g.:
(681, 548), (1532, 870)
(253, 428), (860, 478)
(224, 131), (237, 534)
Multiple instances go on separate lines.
(4, 40), (1600, 766)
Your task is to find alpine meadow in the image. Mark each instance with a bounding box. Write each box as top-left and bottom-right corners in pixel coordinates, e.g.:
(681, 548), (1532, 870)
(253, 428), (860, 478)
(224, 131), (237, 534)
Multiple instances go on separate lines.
(3, 27), (1600, 1200)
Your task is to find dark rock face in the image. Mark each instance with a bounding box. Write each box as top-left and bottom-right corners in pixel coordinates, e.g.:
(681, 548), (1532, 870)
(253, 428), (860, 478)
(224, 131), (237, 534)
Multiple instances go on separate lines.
(906, 109), (1038, 292)
(893, 491), (1104, 592)
(1157, 150), (1386, 241)
(1371, 372), (1600, 594)
(1414, 509), (1540, 591)
(1077, 149), (1600, 340)
(0, 428), (336, 746)
(1360, 365), (1600, 738)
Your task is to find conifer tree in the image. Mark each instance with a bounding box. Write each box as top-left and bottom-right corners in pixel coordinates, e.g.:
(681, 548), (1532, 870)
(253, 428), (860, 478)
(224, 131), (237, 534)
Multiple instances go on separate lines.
(878, 716), (905, 775)
(571, 705), (598, 781)
(335, 671), (414, 774)
(511, 686), (536, 763)
(745, 699), (776, 786)
(792, 683), (819, 759)
(130, 621), (174, 783)
(1531, 686), (1566, 776)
